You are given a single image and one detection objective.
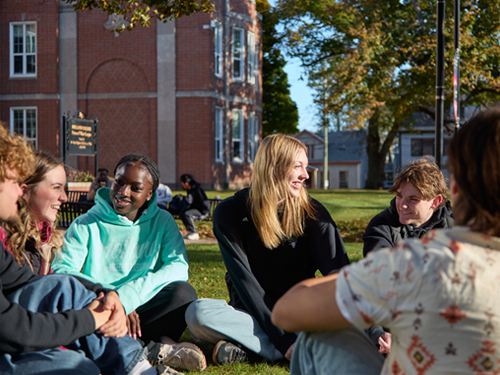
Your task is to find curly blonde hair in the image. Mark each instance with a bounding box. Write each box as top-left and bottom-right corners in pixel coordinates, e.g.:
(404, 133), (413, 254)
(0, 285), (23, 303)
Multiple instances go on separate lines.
(3, 151), (65, 271)
(0, 124), (35, 181)
(249, 134), (316, 249)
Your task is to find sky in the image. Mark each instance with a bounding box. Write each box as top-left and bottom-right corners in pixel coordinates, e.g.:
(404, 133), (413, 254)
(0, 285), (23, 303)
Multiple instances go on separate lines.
(267, 0), (318, 133)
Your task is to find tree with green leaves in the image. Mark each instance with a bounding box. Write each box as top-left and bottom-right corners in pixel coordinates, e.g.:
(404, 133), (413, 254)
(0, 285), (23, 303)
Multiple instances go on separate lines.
(64, 0), (214, 31)
(277, 0), (500, 188)
(257, 0), (299, 137)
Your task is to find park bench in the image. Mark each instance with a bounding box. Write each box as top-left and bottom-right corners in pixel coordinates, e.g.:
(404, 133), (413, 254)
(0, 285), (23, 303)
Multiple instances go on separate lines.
(66, 190), (88, 202)
(58, 201), (95, 229)
(203, 198), (222, 221)
(58, 190), (94, 229)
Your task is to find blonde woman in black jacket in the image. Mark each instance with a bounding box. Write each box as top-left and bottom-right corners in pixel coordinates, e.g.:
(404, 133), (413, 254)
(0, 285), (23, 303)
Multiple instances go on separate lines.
(185, 134), (350, 366)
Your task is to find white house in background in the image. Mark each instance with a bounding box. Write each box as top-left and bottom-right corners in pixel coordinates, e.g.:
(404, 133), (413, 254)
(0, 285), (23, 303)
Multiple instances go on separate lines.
(397, 112), (454, 178)
(295, 129), (368, 189)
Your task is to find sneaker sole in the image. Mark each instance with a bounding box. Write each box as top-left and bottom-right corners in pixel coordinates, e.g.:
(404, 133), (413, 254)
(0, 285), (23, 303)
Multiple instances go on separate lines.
(212, 340), (226, 366)
(160, 337), (207, 371)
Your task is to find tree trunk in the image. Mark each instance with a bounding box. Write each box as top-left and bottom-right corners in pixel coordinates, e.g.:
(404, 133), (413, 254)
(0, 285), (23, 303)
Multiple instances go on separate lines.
(365, 115), (401, 189)
(365, 148), (386, 189)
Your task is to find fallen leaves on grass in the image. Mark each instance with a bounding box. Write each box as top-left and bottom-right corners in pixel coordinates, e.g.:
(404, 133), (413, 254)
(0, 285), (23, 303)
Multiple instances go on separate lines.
(336, 219), (370, 242)
(177, 220), (215, 239)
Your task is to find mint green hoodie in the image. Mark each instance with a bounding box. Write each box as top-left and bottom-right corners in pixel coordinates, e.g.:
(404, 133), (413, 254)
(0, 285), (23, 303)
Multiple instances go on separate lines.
(52, 188), (189, 314)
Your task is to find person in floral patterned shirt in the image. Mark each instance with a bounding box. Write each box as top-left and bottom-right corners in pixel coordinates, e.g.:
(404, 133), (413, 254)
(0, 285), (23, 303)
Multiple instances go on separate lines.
(272, 107), (500, 375)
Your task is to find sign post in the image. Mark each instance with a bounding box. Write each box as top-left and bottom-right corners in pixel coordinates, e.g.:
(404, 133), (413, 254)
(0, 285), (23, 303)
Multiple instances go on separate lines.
(62, 111), (98, 174)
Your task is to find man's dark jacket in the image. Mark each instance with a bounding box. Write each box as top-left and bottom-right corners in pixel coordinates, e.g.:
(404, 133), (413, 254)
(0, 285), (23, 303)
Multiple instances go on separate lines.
(362, 197), (454, 257)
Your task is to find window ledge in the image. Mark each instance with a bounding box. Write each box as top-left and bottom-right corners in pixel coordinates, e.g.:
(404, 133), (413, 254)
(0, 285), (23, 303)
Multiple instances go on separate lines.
(9, 75), (37, 80)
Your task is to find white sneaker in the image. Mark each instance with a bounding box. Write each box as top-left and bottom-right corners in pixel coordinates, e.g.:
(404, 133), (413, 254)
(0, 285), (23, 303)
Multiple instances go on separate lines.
(156, 364), (184, 375)
(186, 232), (200, 240)
(157, 336), (207, 372)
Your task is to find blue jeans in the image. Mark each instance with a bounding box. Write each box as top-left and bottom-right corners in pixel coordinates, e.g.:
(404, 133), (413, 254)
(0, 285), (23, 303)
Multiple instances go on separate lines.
(185, 298), (279, 360)
(291, 328), (385, 375)
(0, 274), (146, 375)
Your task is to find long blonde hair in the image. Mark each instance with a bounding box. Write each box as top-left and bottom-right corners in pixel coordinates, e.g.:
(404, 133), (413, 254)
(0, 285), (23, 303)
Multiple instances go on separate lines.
(248, 134), (316, 249)
(3, 151), (65, 270)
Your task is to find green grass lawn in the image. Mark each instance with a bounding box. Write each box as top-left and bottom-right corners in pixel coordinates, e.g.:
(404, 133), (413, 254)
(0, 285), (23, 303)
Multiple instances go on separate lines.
(172, 188), (392, 221)
(177, 190), (390, 373)
(176, 189), (392, 260)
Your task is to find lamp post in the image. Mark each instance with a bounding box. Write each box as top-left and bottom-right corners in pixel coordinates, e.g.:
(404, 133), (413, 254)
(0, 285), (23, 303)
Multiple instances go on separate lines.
(323, 61), (329, 190)
(435, 0), (445, 169)
(453, 0), (460, 133)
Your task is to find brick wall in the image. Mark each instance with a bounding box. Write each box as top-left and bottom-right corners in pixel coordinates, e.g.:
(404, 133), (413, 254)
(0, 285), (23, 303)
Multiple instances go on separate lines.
(0, 0), (261, 189)
(76, 10), (158, 174)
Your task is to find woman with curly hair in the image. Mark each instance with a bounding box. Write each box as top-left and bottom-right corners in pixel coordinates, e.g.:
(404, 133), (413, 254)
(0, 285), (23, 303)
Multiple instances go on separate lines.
(1, 151), (67, 275)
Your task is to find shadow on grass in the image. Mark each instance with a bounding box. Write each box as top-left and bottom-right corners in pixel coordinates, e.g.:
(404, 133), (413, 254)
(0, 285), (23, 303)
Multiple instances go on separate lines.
(309, 189), (390, 195)
(347, 206), (387, 210)
(187, 245), (223, 264)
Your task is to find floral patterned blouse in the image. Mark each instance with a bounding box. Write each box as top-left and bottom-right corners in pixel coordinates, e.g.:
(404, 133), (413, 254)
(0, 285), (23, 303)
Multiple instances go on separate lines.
(336, 227), (500, 374)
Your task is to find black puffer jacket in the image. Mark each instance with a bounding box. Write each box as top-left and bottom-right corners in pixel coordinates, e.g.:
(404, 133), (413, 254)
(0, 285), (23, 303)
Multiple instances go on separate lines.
(362, 197), (454, 257)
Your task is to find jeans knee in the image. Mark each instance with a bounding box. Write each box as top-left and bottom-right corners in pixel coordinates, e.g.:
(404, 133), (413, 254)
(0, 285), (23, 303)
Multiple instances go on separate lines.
(185, 299), (211, 328)
(185, 299), (226, 329)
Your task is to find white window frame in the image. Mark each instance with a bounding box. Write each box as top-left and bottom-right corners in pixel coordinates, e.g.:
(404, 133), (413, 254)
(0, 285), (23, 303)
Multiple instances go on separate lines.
(214, 21), (223, 78)
(247, 111), (259, 162)
(215, 107), (223, 163)
(10, 22), (37, 78)
(247, 31), (255, 85)
(232, 28), (245, 82)
(10, 107), (37, 149)
(232, 109), (245, 163)
(255, 42), (260, 92)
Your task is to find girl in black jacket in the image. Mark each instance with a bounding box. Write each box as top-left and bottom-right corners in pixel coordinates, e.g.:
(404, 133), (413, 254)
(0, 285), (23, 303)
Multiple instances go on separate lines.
(185, 134), (350, 366)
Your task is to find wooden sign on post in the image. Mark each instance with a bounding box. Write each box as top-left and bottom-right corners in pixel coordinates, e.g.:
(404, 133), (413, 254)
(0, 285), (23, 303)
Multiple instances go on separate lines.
(67, 118), (96, 155)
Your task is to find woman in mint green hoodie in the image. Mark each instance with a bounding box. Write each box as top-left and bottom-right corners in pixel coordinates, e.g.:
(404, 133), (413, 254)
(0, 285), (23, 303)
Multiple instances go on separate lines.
(52, 155), (206, 373)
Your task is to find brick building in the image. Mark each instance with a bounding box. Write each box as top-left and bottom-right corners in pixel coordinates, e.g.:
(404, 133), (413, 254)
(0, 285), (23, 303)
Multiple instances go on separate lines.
(0, 0), (262, 189)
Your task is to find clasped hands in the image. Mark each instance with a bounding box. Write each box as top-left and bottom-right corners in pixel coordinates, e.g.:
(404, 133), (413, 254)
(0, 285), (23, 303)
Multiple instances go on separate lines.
(86, 291), (128, 338)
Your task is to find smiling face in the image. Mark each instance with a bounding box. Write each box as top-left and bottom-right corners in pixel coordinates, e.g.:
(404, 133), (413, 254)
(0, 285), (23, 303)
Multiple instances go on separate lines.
(24, 165), (68, 223)
(0, 169), (23, 223)
(395, 182), (442, 227)
(110, 163), (153, 221)
(286, 149), (309, 198)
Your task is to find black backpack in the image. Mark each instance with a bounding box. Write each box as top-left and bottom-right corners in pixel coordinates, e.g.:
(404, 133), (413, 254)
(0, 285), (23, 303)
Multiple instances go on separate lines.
(168, 194), (189, 215)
